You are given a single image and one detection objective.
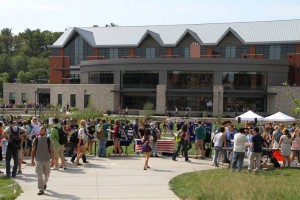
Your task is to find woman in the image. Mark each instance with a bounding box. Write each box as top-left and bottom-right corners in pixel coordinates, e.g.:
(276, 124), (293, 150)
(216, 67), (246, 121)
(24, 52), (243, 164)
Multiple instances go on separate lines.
(262, 127), (272, 147)
(87, 121), (96, 154)
(76, 120), (87, 165)
(113, 120), (122, 156)
(272, 125), (280, 148)
(290, 127), (300, 165)
(172, 123), (190, 162)
(279, 129), (292, 168)
(142, 128), (152, 170)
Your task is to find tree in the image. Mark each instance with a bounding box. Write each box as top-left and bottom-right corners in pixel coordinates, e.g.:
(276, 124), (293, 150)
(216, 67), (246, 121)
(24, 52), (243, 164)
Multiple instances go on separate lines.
(0, 72), (10, 96)
(0, 53), (11, 73)
(10, 54), (29, 76)
(17, 71), (34, 83)
(27, 57), (49, 80)
(143, 102), (155, 118)
(283, 82), (300, 115)
(0, 28), (14, 55)
(105, 23), (118, 27)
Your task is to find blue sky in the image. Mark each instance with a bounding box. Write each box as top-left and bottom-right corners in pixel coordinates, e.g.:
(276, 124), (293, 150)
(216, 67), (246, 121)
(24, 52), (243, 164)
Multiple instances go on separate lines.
(1, 0), (300, 35)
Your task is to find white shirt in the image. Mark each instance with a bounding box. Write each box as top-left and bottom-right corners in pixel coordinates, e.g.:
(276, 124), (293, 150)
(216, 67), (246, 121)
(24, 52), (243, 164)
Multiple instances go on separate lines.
(78, 127), (86, 141)
(233, 133), (247, 152)
(213, 132), (224, 147)
(31, 122), (41, 135)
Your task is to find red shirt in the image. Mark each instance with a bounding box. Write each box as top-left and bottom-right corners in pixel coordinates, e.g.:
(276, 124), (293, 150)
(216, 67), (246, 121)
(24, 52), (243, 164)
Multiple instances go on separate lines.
(113, 125), (119, 138)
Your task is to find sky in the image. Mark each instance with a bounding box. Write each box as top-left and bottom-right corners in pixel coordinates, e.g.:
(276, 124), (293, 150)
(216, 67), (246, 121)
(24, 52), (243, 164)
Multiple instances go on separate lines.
(1, 0), (300, 35)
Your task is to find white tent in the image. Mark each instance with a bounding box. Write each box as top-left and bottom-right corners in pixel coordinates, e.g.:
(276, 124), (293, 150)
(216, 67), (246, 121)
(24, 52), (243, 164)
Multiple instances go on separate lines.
(264, 112), (295, 122)
(235, 110), (264, 122)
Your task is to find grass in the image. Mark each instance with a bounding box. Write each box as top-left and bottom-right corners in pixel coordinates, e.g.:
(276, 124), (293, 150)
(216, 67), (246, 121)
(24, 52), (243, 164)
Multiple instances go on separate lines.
(0, 177), (22, 200)
(169, 168), (300, 200)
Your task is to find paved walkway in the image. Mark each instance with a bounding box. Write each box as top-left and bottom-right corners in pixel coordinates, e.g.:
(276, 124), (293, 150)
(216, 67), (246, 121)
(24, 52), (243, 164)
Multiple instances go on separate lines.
(12, 155), (216, 200)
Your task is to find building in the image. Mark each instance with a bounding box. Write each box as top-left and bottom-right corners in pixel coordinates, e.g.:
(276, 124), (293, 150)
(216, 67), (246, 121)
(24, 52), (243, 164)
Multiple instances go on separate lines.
(4, 19), (300, 117)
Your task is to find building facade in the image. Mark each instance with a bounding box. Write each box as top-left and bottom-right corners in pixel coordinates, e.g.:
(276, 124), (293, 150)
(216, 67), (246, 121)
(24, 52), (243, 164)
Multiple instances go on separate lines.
(4, 19), (300, 117)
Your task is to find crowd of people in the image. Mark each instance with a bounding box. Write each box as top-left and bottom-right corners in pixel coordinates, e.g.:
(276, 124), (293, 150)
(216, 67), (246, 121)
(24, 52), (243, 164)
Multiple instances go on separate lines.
(0, 115), (299, 195)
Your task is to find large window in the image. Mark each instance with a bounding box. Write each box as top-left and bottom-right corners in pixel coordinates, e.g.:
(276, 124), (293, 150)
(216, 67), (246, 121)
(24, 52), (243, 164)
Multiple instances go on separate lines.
(122, 71), (159, 89)
(269, 45), (281, 59)
(21, 93), (27, 103)
(70, 74), (80, 84)
(122, 95), (156, 110)
(63, 34), (93, 65)
(146, 48), (155, 58)
(58, 94), (62, 106)
(167, 96), (213, 111)
(168, 71), (213, 89)
(109, 48), (118, 59)
(213, 46), (249, 58)
(222, 72), (267, 90)
(223, 97), (266, 112)
(173, 47), (190, 58)
(255, 45), (270, 58)
(89, 72), (114, 84)
(70, 94), (76, 107)
(9, 92), (16, 104)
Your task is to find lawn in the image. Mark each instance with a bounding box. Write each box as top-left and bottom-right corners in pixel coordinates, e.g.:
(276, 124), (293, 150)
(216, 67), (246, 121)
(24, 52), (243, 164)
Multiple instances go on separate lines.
(169, 168), (300, 200)
(0, 177), (22, 200)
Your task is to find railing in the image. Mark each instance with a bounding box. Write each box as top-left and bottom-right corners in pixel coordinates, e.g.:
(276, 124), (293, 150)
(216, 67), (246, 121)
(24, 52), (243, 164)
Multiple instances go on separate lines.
(200, 55), (220, 58)
(86, 56), (105, 60)
(241, 54), (264, 59)
(122, 56), (142, 58)
(160, 55), (179, 58)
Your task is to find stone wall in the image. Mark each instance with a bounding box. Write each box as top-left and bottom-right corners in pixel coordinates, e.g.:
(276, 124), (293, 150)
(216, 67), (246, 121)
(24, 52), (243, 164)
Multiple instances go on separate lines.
(156, 85), (167, 114)
(213, 85), (224, 116)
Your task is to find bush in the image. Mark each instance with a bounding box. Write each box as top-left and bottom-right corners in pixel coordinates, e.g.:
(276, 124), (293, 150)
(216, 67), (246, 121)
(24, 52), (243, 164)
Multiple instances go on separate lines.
(143, 102), (154, 119)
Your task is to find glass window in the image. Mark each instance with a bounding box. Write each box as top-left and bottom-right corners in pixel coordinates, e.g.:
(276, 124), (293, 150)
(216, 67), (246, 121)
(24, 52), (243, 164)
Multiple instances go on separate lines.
(84, 95), (90, 108)
(122, 95), (156, 110)
(223, 97), (266, 112)
(70, 94), (76, 107)
(122, 71), (159, 89)
(280, 44), (296, 59)
(167, 71), (213, 89)
(88, 71), (114, 84)
(21, 93), (27, 103)
(173, 47), (190, 58)
(99, 48), (110, 59)
(58, 94), (62, 106)
(225, 46), (236, 58)
(9, 92), (16, 104)
(222, 72), (267, 90)
(118, 48), (130, 58)
(109, 48), (118, 59)
(255, 45), (270, 58)
(167, 96), (213, 111)
(146, 48), (155, 58)
(70, 74), (80, 84)
(269, 45), (281, 59)
(200, 46), (207, 55)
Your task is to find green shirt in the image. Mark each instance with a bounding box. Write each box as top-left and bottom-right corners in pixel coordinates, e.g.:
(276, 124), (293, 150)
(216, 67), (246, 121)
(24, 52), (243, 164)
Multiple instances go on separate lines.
(195, 126), (206, 140)
(102, 123), (111, 138)
(51, 123), (62, 148)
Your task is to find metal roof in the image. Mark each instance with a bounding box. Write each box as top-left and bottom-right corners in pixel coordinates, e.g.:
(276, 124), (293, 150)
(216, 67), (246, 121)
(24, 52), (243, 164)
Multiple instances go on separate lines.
(50, 19), (300, 48)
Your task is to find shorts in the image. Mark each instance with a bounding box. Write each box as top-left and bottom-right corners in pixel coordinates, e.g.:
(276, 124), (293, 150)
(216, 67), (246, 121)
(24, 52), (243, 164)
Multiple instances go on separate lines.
(53, 145), (64, 158)
(18, 147), (23, 160)
(195, 139), (204, 150)
(114, 137), (121, 142)
(87, 136), (94, 142)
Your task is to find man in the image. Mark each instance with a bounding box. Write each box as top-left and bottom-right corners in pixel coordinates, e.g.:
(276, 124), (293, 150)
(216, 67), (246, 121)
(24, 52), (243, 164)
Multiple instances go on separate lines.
(231, 128), (247, 172)
(248, 127), (268, 172)
(212, 127), (227, 167)
(194, 121), (206, 159)
(133, 119), (139, 139)
(150, 122), (160, 157)
(3, 120), (27, 178)
(50, 118), (65, 170)
(226, 125), (237, 148)
(168, 121), (174, 135)
(32, 126), (54, 195)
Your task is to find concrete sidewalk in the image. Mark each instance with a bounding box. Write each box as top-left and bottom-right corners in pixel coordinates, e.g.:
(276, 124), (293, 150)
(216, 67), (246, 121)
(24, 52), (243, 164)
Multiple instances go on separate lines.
(12, 155), (216, 200)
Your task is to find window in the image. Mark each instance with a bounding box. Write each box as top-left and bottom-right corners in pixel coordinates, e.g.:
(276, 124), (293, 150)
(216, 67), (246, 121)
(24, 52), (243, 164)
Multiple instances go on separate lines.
(122, 95), (156, 110)
(21, 93), (27, 103)
(9, 92), (16, 104)
(255, 45), (270, 58)
(173, 47), (190, 58)
(70, 94), (76, 107)
(269, 45), (281, 59)
(281, 44), (296, 59)
(99, 48), (110, 59)
(200, 46), (207, 55)
(122, 71), (159, 89)
(70, 74), (80, 84)
(167, 96), (213, 111)
(223, 97), (266, 112)
(84, 95), (90, 108)
(222, 72), (267, 90)
(58, 94), (62, 106)
(225, 46), (236, 58)
(88, 72), (114, 84)
(146, 48), (155, 58)
(118, 48), (130, 58)
(109, 48), (118, 59)
(167, 71), (213, 89)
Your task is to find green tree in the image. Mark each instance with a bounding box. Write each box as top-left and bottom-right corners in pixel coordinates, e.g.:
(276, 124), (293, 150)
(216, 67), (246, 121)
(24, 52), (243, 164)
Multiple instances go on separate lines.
(0, 72), (10, 96)
(27, 57), (49, 81)
(0, 53), (11, 74)
(10, 54), (29, 76)
(0, 28), (14, 55)
(17, 71), (34, 83)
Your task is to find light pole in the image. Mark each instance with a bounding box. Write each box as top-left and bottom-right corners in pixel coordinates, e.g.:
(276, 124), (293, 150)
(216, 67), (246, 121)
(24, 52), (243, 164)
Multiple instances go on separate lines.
(84, 89), (87, 110)
(34, 91), (37, 116)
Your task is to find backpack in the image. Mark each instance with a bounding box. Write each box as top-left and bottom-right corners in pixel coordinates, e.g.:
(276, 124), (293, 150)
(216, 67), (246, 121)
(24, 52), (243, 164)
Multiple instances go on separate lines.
(204, 131), (211, 143)
(151, 128), (158, 142)
(54, 126), (68, 145)
(174, 131), (182, 143)
(275, 130), (282, 143)
(205, 147), (212, 157)
(96, 126), (104, 140)
(118, 126), (127, 139)
(270, 156), (280, 168)
(70, 130), (79, 144)
(8, 127), (21, 150)
(34, 137), (51, 154)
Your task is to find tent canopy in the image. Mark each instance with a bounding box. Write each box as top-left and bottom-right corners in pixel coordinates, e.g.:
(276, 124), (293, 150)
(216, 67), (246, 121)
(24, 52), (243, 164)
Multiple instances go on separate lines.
(235, 110), (264, 122)
(264, 112), (295, 122)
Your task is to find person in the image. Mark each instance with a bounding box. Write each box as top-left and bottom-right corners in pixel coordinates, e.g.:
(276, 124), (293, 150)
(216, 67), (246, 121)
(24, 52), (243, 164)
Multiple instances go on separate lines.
(0, 121), (4, 162)
(138, 124), (145, 139)
(175, 107), (178, 117)
(142, 128), (152, 170)
(86, 120), (96, 154)
(168, 121), (174, 135)
(150, 122), (160, 157)
(212, 127), (227, 167)
(226, 125), (237, 147)
(231, 128), (248, 172)
(50, 118), (66, 170)
(172, 123), (190, 162)
(18, 121), (29, 174)
(3, 120), (27, 178)
(248, 127), (268, 172)
(194, 121), (206, 159)
(279, 129), (292, 168)
(291, 127), (300, 165)
(133, 119), (139, 139)
(31, 126), (54, 195)
(272, 125), (281, 148)
(76, 120), (87, 165)
(113, 120), (122, 156)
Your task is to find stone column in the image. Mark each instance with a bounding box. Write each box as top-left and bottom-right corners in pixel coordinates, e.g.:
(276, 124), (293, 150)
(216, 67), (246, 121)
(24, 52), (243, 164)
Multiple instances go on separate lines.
(156, 85), (167, 115)
(213, 85), (223, 116)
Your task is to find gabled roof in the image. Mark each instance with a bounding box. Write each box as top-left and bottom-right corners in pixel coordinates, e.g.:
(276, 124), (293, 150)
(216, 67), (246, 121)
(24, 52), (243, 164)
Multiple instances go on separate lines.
(50, 19), (300, 48)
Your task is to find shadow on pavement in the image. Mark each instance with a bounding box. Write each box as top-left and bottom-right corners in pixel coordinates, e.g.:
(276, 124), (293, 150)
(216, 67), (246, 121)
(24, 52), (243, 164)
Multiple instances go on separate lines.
(44, 189), (81, 200)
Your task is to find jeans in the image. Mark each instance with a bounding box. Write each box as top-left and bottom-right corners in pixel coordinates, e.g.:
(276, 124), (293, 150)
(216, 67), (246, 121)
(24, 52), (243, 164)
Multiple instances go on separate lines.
(231, 151), (245, 171)
(0, 146), (2, 161)
(6, 148), (19, 177)
(182, 140), (189, 160)
(248, 152), (262, 171)
(71, 153), (87, 162)
(98, 138), (108, 157)
(150, 141), (158, 156)
(36, 161), (50, 191)
(182, 142), (192, 155)
(173, 141), (184, 160)
(213, 146), (222, 165)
